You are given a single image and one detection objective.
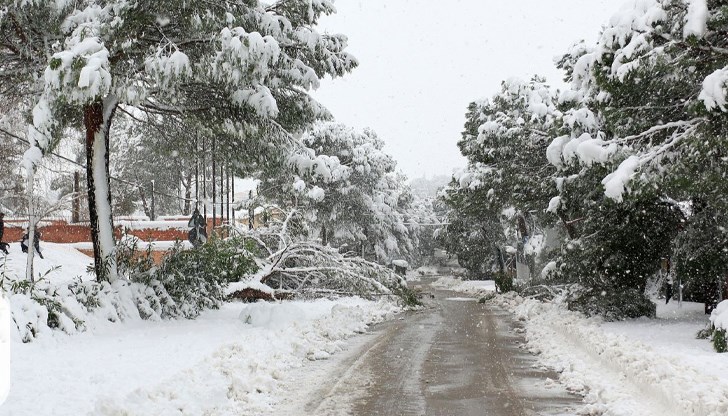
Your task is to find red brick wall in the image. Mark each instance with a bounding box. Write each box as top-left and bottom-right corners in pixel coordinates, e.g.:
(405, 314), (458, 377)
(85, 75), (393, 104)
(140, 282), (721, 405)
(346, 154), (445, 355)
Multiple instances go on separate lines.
(1, 220), (196, 244)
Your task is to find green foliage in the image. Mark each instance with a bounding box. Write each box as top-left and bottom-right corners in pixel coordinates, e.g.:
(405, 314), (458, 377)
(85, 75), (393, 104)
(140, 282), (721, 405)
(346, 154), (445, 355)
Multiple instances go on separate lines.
(696, 325), (712, 340)
(713, 328), (727, 353)
(441, 77), (561, 280)
(558, 196), (684, 296)
(568, 288), (656, 321)
(494, 272), (514, 293)
(132, 237), (258, 318)
(478, 292), (496, 303)
(440, 181), (504, 279)
(391, 285), (423, 308)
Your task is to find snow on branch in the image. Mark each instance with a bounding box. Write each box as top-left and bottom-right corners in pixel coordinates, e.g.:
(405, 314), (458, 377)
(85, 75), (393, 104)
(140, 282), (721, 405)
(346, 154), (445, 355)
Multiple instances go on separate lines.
(700, 67), (728, 111)
(229, 209), (406, 299)
(601, 121), (701, 201)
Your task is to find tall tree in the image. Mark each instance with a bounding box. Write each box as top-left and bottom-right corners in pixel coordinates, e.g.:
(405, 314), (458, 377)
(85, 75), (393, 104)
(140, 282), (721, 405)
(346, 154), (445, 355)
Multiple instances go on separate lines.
(4, 0), (357, 281)
(261, 122), (416, 263)
(442, 77), (562, 278)
(543, 0), (728, 316)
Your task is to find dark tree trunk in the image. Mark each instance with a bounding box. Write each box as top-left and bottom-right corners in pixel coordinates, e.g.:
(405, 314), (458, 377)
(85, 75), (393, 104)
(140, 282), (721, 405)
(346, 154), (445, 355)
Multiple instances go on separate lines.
(212, 136), (216, 228)
(139, 187), (151, 219)
(495, 246), (505, 274)
(72, 171), (81, 223)
(84, 99), (118, 281)
(558, 211), (578, 239)
(321, 224), (328, 246)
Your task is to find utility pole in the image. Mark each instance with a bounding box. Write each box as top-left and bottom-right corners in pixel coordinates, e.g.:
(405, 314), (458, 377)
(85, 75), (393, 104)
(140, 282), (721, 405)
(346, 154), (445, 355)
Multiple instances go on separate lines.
(231, 166), (235, 226)
(202, 137), (207, 220)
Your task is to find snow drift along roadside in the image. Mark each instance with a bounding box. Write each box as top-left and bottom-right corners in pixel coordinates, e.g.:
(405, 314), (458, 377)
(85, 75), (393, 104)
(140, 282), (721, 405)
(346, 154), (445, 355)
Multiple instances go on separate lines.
(497, 294), (728, 416)
(94, 297), (399, 416)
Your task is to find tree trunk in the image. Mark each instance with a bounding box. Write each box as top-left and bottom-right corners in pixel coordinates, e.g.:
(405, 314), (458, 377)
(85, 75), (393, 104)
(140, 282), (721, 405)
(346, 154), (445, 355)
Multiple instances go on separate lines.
(495, 246), (505, 274)
(138, 186), (151, 219)
(24, 172), (36, 283)
(558, 211), (577, 239)
(183, 171), (193, 215)
(72, 171), (82, 223)
(83, 97), (119, 282)
(212, 136), (216, 228)
(321, 224), (328, 246)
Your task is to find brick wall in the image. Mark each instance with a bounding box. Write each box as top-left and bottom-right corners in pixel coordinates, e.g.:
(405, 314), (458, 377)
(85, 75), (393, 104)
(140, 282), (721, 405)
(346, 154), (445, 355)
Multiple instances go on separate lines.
(1, 219), (192, 244)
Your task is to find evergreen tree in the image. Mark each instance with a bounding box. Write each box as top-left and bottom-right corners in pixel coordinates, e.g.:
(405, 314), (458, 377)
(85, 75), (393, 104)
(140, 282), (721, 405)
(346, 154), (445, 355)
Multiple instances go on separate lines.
(3, 0), (357, 281)
(263, 122), (416, 263)
(442, 77), (561, 279)
(546, 0), (728, 315)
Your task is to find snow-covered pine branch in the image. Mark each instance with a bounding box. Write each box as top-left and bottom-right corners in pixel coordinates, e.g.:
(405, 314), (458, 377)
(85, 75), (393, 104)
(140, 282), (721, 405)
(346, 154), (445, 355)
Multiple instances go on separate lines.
(4, 0), (357, 281)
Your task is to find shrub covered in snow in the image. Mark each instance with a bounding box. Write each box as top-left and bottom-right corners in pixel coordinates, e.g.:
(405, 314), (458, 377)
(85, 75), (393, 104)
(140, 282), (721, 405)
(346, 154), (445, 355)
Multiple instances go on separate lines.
(3, 236), (258, 342)
(710, 300), (728, 352)
(5, 277), (170, 342)
(127, 236), (258, 318)
(567, 287), (656, 321)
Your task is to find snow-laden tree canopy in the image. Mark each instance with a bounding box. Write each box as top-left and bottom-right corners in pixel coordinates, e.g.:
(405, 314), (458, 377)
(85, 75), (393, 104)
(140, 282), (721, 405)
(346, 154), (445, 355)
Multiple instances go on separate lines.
(548, 0), (727, 202)
(457, 77), (561, 212)
(261, 122), (416, 263)
(441, 77), (561, 278)
(2, 0), (357, 280)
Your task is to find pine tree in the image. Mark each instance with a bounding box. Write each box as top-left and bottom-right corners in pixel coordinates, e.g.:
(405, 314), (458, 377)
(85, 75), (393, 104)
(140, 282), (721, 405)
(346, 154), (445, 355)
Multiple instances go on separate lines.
(3, 0), (357, 281)
(544, 0), (728, 316)
(442, 77), (562, 279)
(263, 122), (416, 263)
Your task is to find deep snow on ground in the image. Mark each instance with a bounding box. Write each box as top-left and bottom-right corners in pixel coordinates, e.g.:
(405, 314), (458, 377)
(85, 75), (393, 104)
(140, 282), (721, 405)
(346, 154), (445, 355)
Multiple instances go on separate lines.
(438, 276), (728, 415)
(0, 244), (401, 415)
(603, 301), (728, 385)
(1, 297), (399, 416)
(432, 275), (496, 293)
(1, 242), (93, 283)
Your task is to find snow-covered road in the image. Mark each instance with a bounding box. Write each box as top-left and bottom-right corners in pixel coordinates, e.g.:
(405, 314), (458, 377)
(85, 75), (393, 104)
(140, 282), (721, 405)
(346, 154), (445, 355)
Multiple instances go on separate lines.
(275, 281), (581, 416)
(432, 276), (728, 416)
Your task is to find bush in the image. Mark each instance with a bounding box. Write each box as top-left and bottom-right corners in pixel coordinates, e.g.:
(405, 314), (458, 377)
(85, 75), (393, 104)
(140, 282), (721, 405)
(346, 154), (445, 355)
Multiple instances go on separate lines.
(568, 288), (656, 321)
(494, 272), (514, 293)
(3, 237), (259, 341)
(712, 328), (727, 353)
(131, 236), (258, 318)
(391, 285), (423, 308)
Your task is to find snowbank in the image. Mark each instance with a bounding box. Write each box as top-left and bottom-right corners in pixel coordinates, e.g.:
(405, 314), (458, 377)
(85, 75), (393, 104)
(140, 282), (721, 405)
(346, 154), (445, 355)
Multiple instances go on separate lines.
(431, 276), (496, 295)
(496, 294), (728, 416)
(91, 298), (398, 416)
(1, 242), (93, 283)
(710, 300), (728, 331)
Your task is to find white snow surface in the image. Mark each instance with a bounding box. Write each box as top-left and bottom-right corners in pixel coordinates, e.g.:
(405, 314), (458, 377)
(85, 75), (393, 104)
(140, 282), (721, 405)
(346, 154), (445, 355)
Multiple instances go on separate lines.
(1, 297), (399, 416)
(492, 294), (728, 416)
(710, 300), (728, 331)
(1, 242), (93, 283)
(431, 276), (496, 294)
(699, 67), (728, 112)
(602, 155), (641, 202)
(1, 242), (400, 415)
(684, 0), (709, 39)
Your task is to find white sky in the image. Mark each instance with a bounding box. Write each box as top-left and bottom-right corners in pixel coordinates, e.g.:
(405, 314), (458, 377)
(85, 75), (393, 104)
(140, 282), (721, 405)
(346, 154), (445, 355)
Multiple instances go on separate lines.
(314, 0), (624, 179)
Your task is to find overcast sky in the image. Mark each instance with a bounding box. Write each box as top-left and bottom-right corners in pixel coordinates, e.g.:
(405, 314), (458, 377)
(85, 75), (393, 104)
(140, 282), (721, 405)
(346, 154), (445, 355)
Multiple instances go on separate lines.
(314, 0), (624, 179)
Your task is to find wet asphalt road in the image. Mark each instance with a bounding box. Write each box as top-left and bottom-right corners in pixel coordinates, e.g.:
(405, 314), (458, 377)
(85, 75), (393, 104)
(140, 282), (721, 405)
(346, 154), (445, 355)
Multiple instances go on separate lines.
(290, 280), (582, 416)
